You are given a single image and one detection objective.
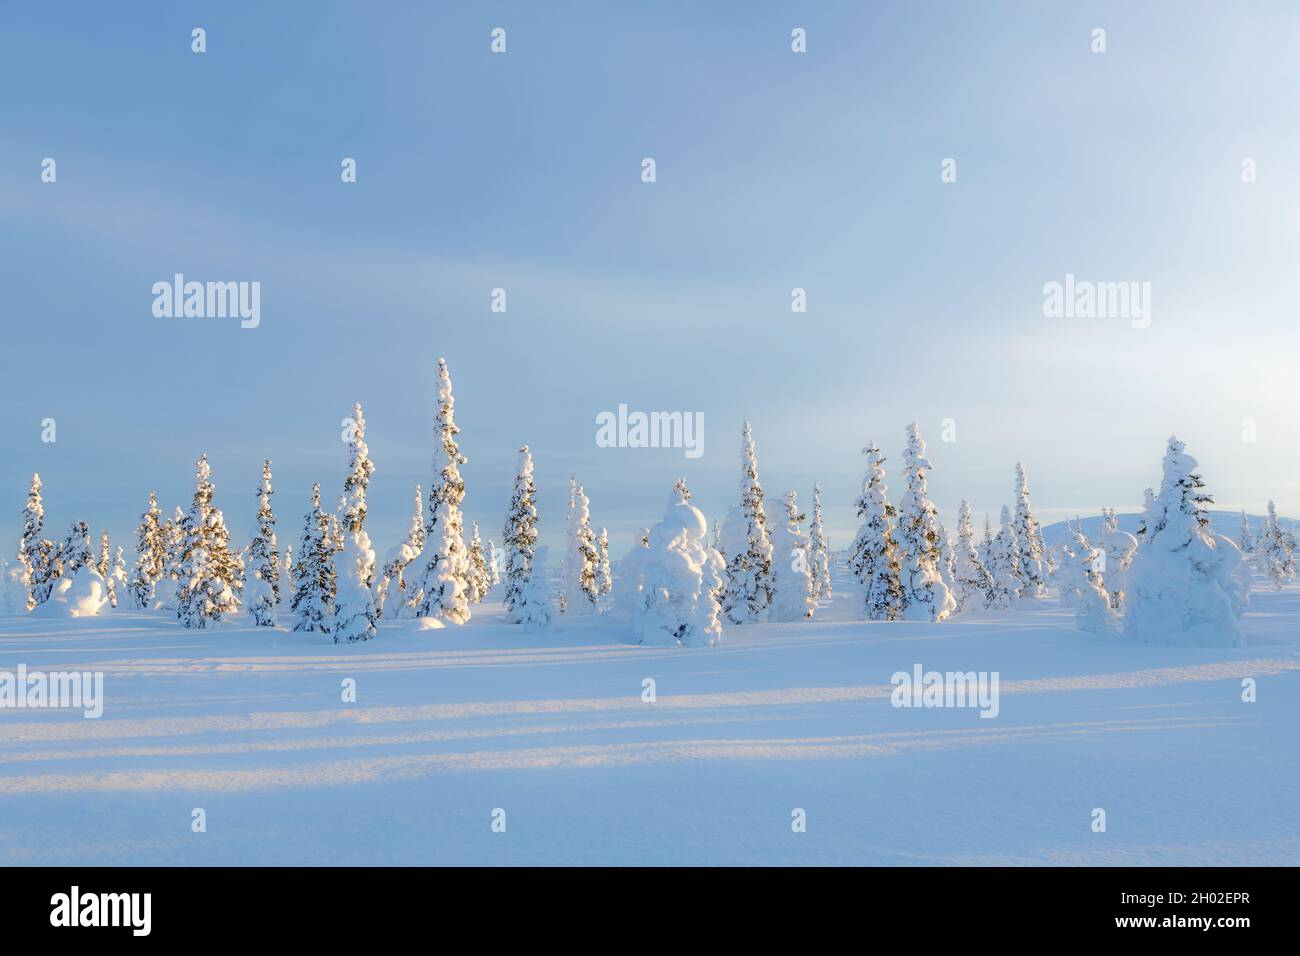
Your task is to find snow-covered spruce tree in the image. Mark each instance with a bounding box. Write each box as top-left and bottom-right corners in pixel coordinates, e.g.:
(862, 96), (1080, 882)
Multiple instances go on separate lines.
(333, 403), (378, 643)
(1096, 508), (1137, 609)
(129, 491), (165, 609)
(1124, 436), (1247, 647)
(980, 513), (994, 564)
(108, 546), (127, 609)
(246, 460), (281, 627)
(485, 537), (502, 587)
(1257, 500), (1295, 589)
(768, 490), (815, 621)
(516, 545), (555, 629)
(1012, 463), (1049, 599)
(176, 455), (239, 628)
(152, 507), (185, 611)
(563, 477), (600, 613)
(291, 483), (335, 634)
(97, 530), (111, 578)
(19, 473), (57, 609)
(807, 484), (832, 600)
(985, 506), (1022, 608)
(502, 445), (539, 623)
(952, 499), (994, 613)
(1058, 524), (1119, 634)
(1135, 487), (1157, 545)
(412, 359), (470, 623)
(847, 443), (905, 620)
(936, 518), (957, 592)
(465, 521), (490, 604)
(895, 424), (955, 621)
(596, 527), (613, 597)
(632, 486), (725, 646)
(376, 485), (423, 619)
(1237, 511), (1254, 554)
(35, 521), (108, 617)
(720, 422), (774, 624)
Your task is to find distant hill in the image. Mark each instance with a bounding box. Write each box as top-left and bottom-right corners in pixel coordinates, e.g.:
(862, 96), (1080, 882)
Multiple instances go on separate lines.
(1040, 510), (1299, 550)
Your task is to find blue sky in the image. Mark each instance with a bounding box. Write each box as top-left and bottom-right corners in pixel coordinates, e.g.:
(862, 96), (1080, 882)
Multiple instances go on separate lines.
(3, 1), (1299, 558)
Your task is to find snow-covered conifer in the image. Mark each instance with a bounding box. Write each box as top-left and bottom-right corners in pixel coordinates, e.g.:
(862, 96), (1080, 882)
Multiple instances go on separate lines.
(613, 527), (651, 614)
(1096, 508), (1137, 609)
(1257, 500), (1295, 589)
(768, 490), (815, 621)
(952, 499), (994, 612)
(632, 487), (725, 646)
(176, 455), (239, 628)
(35, 522), (108, 617)
(502, 445), (539, 622)
(246, 460), (281, 627)
(485, 537), (502, 587)
(108, 546), (127, 609)
(895, 424), (955, 621)
(1059, 523), (1120, 634)
(516, 546), (555, 629)
(129, 492), (165, 609)
(720, 422), (774, 624)
(1012, 463), (1049, 598)
(848, 443), (905, 620)
(1237, 511), (1253, 554)
(18, 473), (56, 609)
(97, 530), (110, 578)
(1135, 487), (1157, 544)
(985, 506), (1022, 608)
(562, 478), (600, 613)
(412, 359), (470, 623)
(1124, 436), (1247, 646)
(152, 507), (186, 611)
(807, 484), (832, 600)
(333, 404), (378, 643)
(291, 483), (335, 634)
(596, 527), (613, 597)
(465, 521), (491, 604)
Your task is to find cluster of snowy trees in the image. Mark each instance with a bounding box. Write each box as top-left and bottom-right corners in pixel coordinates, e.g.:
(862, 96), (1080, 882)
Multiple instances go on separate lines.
(4, 360), (1284, 652)
(1235, 501), (1296, 589)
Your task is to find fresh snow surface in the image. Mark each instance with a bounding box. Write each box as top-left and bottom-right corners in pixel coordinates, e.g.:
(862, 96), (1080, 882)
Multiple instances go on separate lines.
(2, 562), (1298, 866)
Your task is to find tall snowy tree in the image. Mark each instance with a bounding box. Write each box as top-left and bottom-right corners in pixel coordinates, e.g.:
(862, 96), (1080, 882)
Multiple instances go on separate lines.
(108, 546), (127, 609)
(502, 445), (539, 623)
(768, 490), (815, 621)
(1237, 510), (1254, 554)
(952, 499), (994, 612)
(1124, 436), (1247, 646)
(465, 521), (491, 604)
(334, 403), (378, 643)
(246, 460), (281, 627)
(1012, 463), (1049, 599)
(291, 483), (335, 634)
(720, 422), (774, 625)
(1135, 487), (1157, 544)
(563, 477), (600, 613)
(985, 506), (1022, 609)
(848, 443), (905, 621)
(18, 473), (56, 609)
(412, 359), (470, 623)
(1257, 500), (1295, 589)
(807, 484), (832, 600)
(129, 491), (165, 609)
(1097, 508), (1137, 610)
(515, 546), (555, 630)
(596, 527), (613, 597)
(152, 507), (186, 611)
(1058, 523), (1119, 634)
(175, 454), (239, 628)
(980, 513), (994, 563)
(378, 485), (424, 619)
(97, 530), (111, 578)
(895, 424), (955, 622)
